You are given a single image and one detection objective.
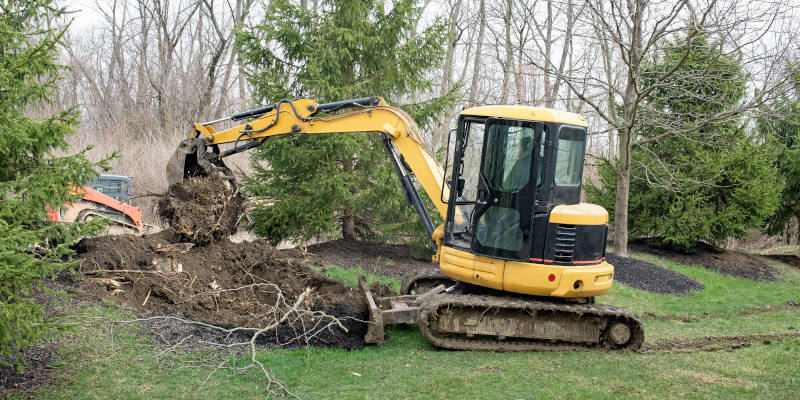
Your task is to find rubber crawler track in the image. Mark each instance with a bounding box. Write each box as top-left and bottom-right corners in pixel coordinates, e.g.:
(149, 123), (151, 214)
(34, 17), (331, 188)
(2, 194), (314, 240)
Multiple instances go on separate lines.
(418, 294), (645, 352)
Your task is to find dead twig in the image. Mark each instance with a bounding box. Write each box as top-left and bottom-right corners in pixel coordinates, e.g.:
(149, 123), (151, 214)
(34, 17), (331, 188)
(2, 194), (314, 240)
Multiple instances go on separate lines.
(142, 289), (152, 306)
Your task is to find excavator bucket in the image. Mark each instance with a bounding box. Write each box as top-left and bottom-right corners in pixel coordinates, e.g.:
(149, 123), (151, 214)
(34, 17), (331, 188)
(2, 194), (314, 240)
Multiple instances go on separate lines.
(166, 137), (235, 187)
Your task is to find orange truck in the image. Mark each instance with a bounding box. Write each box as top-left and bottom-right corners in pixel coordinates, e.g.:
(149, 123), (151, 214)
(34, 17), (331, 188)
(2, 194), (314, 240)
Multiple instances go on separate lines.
(47, 174), (143, 234)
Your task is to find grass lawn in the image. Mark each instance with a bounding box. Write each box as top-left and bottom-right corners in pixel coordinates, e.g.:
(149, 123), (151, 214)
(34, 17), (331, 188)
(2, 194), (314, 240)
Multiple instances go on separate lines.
(23, 253), (800, 399)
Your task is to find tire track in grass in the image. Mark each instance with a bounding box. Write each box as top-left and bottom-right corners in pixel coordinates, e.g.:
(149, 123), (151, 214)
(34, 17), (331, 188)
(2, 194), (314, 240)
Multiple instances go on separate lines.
(640, 300), (800, 322)
(639, 331), (800, 353)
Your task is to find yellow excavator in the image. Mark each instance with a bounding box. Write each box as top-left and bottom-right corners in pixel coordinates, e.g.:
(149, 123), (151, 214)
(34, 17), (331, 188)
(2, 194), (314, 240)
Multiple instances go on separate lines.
(166, 96), (644, 351)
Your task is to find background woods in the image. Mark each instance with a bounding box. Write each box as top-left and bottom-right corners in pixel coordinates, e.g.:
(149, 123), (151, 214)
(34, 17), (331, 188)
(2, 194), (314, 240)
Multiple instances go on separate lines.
(57, 0), (800, 251)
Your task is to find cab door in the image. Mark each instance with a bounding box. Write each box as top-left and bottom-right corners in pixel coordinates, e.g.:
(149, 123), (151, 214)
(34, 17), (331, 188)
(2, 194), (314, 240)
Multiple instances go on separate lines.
(470, 118), (540, 261)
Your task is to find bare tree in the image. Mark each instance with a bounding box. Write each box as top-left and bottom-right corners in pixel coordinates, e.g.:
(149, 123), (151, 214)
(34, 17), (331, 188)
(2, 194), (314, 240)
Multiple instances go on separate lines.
(440, 0), (463, 98)
(467, 0), (486, 106)
(60, 0), (257, 197)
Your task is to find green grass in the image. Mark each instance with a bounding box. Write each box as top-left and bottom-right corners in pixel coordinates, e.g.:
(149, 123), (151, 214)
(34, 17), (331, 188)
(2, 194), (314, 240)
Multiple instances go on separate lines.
(310, 264), (402, 293)
(604, 251), (800, 318)
(25, 252), (800, 399)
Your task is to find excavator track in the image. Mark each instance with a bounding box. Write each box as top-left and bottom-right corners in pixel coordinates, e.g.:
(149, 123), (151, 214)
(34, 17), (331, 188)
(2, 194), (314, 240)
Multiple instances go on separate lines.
(418, 294), (644, 352)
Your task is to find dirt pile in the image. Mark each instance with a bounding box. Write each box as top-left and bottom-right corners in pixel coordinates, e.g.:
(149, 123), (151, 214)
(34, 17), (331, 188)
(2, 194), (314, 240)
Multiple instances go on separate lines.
(157, 177), (245, 245)
(76, 178), (369, 350)
(75, 233), (368, 349)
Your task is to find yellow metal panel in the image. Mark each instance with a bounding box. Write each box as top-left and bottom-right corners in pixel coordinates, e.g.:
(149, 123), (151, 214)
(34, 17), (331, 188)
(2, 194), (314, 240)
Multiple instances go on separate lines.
(438, 246), (505, 290)
(503, 260), (614, 297)
(439, 246), (474, 283)
(459, 105), (588, 127)
(549, 262), (614, 297)
(472, 255), (504, 289)
(502, 260), (561, 294)
(549, 203), (608, 225)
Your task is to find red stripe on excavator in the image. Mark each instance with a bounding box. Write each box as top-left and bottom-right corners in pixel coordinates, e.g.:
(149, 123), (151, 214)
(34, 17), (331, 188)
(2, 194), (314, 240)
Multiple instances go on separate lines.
(528, 258), (604, 265)
(572, 259), (603, 265)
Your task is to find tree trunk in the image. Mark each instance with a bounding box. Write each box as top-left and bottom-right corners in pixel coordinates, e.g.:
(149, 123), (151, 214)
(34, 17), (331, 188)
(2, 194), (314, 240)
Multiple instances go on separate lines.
(499, 0), (513, 103)
(613, 127), (631, 256)
(542, 0), (554, 107)
(613, 0), (644, 257)
(439, 0), (462, 97)
(467, 0), (485, 106)
(343, 205), (356, 240)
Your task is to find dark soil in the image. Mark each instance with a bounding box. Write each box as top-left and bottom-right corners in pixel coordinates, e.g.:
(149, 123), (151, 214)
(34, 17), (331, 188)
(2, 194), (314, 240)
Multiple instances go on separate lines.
(630, 240), (779, 281)
(157, 177), (245, 246)
(0, 342), (55, 397)
(306, 239), (434, 277)
(765, 254), (800, 270)
(606, 254), (704, 295)
(74, 233), (368, 350)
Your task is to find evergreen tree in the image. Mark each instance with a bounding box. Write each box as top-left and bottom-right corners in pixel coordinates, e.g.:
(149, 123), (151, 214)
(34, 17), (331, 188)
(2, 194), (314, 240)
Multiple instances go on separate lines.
(0, 1), (109, 361)
(761, 99), (800, 243)
(237, 0), (453, 247)
(587, 34), (780, 252)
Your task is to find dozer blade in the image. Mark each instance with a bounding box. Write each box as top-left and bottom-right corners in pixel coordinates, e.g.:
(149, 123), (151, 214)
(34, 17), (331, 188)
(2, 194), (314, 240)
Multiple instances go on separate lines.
(166, 138), (236, 187)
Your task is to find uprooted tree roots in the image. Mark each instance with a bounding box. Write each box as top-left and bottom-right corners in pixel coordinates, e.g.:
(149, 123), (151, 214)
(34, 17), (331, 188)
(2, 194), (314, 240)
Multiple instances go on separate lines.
(157, 177), (245, 246)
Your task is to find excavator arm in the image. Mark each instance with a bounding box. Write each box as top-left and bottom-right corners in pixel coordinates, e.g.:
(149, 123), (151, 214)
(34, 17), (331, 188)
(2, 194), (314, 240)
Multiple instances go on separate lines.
(166, 96), (449, 240)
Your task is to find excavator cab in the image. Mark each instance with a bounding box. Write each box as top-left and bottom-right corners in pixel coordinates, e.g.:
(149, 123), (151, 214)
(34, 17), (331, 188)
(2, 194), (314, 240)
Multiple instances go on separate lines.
(435, 106), (611, 298)
(445, 109), (591, 259)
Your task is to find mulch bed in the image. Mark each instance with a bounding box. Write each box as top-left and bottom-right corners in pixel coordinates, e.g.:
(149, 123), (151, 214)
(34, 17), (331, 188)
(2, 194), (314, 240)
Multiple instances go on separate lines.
(630, 240), (779, 281)
(764, 254), (800, 270)
(606, 254), (704, 295)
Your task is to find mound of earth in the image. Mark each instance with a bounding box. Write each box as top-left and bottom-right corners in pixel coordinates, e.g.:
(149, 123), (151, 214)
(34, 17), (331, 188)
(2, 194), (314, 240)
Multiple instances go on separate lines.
(157, 177), (245, 245)
(606, 254), (704, 295)
(306, 239), (434, 277)
(630, 240), (778, 281)
(74, 233), (368, 349)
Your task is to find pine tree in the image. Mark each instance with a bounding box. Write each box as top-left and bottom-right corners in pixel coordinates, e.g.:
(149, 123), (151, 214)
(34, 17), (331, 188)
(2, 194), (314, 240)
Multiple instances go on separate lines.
(237, 0), (453, 247)
(0, 1), (109, 362)
(761, 99), (800, 244)
(587, 34), (780, 252)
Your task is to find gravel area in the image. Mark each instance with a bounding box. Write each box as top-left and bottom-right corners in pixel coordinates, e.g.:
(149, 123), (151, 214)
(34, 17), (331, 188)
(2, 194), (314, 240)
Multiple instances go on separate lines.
(607, 254), (704, 295)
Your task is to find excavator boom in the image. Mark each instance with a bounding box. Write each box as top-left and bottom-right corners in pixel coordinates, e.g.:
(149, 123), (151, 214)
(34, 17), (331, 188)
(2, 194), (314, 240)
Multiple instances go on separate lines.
(167, 97), (448, 223)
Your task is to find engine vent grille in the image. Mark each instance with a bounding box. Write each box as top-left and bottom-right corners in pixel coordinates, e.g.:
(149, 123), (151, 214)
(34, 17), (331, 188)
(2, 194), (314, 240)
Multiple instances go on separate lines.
(553, 224), (576, 264)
